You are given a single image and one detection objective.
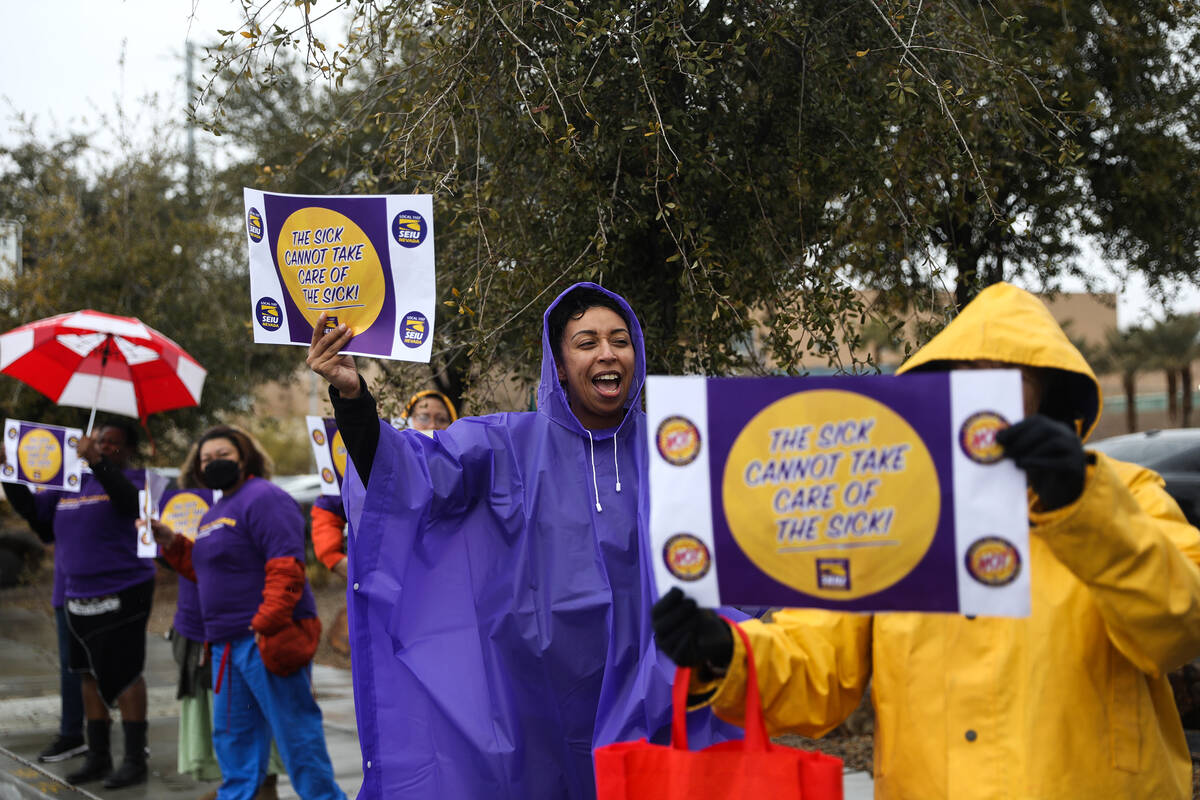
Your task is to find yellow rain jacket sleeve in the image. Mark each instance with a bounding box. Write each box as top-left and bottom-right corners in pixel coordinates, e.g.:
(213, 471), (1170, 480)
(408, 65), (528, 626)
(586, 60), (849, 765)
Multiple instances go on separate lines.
(702, 283), (1200, 799)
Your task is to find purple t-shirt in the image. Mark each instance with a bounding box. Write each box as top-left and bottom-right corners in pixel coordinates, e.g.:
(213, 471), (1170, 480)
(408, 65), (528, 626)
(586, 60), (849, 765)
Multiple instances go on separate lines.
(52, 469), (154, 599)
(191, 477), (317, 644)
(26, 490), (67, 606)
(174, 575), (205, 641)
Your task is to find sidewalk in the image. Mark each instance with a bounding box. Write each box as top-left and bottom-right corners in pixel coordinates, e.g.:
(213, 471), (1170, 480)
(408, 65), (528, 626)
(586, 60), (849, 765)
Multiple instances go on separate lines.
(0, 602), (873, 799)
(0, 604), (361, 800)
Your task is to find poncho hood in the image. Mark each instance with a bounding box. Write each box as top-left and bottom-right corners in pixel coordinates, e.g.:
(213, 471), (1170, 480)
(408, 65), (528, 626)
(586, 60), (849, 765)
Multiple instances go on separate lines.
(538, 282), (646, 438)
(897, 281), (1102, 441)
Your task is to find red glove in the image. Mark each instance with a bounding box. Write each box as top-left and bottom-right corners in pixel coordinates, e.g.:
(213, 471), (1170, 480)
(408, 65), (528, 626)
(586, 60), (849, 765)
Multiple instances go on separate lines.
(161, 535), (197, 582)
(252, 557), (306, 635)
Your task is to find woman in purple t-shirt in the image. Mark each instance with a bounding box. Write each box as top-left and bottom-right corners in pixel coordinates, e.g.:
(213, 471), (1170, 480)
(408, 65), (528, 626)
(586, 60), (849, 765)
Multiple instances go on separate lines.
(146, 425), (344, 800)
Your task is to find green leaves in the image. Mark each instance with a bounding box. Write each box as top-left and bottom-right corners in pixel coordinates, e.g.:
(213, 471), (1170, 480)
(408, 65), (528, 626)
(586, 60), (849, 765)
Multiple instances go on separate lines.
(196, 0), (1200, 408)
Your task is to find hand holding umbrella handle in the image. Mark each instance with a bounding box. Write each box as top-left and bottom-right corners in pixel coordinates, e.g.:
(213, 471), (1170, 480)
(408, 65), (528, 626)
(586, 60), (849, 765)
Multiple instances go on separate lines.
(307, 313), (361, 399)
(75, 434), (101, 466)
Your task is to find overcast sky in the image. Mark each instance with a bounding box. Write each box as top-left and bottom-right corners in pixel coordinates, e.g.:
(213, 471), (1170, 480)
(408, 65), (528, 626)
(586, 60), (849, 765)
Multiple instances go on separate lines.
(1, 1), (1196, 328)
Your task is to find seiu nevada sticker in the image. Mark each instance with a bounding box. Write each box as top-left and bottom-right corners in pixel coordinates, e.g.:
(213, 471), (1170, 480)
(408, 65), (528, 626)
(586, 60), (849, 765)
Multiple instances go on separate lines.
(256, 297), (283, 331)
(401, 311), (429, 348)
(392, 210), (427, 248)
(247, 207), (265, 242)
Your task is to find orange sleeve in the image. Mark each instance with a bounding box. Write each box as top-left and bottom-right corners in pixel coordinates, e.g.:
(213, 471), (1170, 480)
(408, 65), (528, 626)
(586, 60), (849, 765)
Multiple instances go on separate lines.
(161, 535), (196, 582)
(311, 505), (348, 570)
(251, 556), (306, 635)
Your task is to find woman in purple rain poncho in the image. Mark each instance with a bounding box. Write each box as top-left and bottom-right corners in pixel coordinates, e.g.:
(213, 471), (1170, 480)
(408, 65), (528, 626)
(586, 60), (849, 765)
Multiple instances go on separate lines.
(307, 283), (741, 799)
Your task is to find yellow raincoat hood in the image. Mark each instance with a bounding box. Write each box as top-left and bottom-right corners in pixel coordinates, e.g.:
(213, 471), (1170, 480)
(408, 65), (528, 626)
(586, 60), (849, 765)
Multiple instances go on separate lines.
(896, 282), (1102, 441)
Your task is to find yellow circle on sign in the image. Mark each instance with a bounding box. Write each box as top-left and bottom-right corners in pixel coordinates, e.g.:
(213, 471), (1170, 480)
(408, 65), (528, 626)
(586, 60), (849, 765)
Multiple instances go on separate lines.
(721, 390), (940, 600)
(331, 430), (347, 478)
(18, 429), (62, 483)
(162, 492), (213, 542)
(276, 208), (386, 335)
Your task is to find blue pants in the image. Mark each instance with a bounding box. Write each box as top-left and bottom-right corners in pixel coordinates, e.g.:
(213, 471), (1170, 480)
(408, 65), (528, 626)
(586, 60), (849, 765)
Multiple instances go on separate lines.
(55, 606), (83, 738)
(211, 636), (345, 800)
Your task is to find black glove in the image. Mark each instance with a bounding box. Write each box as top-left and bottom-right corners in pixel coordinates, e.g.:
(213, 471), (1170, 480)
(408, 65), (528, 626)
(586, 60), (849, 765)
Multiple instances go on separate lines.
(995, 414), (1087, 511)
(652, 587), (733, 679)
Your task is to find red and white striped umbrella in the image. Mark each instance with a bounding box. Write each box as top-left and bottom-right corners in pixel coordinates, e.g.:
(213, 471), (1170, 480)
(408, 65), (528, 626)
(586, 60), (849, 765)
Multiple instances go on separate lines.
(0, 310), (206, 430)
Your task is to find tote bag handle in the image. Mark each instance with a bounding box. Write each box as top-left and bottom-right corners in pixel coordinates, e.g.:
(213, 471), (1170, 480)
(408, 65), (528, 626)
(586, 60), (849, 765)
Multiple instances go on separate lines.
(671, 618), (767, 752)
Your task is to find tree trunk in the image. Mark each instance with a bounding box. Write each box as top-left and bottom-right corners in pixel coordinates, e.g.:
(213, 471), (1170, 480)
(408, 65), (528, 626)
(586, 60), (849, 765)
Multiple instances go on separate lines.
(1183, 364), (1195, 428)
(430, 348), (469, 416)
(1167, 370), (1179, 425)
(1124, 371), (1137, 433)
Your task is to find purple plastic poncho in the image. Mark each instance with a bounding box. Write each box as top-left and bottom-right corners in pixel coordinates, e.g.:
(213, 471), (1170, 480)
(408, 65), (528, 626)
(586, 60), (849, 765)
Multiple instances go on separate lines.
(342, 283), (742, 799)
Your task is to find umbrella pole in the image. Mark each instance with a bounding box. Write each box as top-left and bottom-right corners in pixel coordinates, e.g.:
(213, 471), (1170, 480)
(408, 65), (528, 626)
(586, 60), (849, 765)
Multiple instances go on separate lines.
(85, 338), (111, 437)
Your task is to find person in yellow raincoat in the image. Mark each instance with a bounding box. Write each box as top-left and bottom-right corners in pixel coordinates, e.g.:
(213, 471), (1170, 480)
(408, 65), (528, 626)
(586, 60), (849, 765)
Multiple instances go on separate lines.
(653, 282), (1200, 799)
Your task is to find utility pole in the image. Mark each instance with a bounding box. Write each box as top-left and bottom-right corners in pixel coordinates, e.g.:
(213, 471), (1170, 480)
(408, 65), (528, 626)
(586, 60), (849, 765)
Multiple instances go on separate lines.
(186, 42), (197, 201)
(0, 219), (21, 281)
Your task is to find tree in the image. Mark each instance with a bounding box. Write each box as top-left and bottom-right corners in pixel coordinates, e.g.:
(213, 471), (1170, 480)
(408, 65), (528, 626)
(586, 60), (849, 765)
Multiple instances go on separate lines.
(1142, 314), (1200, 427)
(200, 1), (1200, 405)
(0, 127), (300, 460)
(1092, 327), (1150, 434)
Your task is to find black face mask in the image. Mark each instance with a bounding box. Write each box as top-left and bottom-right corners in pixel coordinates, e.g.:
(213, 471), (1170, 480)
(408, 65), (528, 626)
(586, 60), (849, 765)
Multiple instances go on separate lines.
(202, 459), (241, 491)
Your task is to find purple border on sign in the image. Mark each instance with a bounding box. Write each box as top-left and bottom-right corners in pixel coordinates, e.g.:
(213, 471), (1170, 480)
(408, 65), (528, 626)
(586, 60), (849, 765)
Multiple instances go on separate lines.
(16, 422), (68, 488)
(323, 417), (343, 490)
(705, 372), (959, 612)
(264, 194), (398, 356)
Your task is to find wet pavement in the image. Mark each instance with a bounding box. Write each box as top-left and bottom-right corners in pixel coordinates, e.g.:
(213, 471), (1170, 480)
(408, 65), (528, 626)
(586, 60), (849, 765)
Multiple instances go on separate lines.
(0, 605), (361, 800)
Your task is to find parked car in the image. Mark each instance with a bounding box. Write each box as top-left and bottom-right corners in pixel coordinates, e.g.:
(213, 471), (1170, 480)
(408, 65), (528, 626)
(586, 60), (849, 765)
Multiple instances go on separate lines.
(271, 473), (324, 515)
(1088, 428), (1200, 527)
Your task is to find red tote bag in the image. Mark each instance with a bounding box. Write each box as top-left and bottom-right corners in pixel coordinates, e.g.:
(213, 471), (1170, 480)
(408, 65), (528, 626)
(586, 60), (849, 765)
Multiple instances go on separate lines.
(594, 622), (844, 799)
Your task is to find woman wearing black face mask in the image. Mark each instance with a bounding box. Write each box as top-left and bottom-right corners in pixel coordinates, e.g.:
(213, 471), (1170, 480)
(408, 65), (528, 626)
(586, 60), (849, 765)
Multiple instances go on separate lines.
(146, 425), (344, 800)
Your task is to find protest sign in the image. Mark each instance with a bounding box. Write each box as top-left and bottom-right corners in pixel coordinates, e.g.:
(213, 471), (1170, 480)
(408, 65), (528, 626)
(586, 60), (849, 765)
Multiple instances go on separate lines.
(159, 488), (220, 541)
(245, 190), (435, 362)
(647, 371), (1031, 617)
(1, 419), (83, 492)
(307, 416), (347, 497)
(137, 485), (221, 556)
(308, 415), (407, 496)
(137, 469), (172, 558)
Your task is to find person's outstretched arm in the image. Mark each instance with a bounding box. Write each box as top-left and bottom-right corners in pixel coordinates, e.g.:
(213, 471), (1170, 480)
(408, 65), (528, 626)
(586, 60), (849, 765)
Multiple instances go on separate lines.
(653, 588), (872, 736)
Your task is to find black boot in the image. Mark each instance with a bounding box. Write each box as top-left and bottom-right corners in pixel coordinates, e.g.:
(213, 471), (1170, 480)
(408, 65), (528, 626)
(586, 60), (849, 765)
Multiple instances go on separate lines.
(67, 720), (112, 784)
(103, 720), (148, 789)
